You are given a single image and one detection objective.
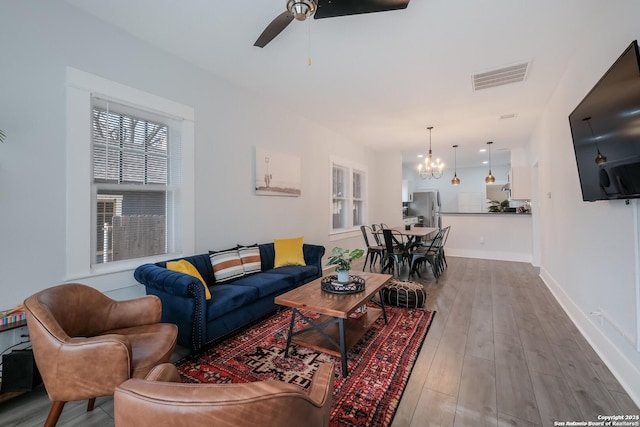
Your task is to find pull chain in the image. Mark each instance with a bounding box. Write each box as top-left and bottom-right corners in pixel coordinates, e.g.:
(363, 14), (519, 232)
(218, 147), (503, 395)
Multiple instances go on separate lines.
(308, 18), (312, 66)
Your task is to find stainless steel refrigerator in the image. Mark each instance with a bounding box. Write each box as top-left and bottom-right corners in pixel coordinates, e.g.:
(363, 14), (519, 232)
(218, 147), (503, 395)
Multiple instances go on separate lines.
(408, 191), (441, 228)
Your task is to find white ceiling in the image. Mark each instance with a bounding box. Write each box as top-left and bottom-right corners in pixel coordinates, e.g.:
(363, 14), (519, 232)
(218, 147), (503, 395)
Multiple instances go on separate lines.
(63, 0), (603, 169)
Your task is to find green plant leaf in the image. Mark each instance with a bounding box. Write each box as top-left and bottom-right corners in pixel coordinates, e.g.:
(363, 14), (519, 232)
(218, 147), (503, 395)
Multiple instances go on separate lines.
(326, 246), (364, 271)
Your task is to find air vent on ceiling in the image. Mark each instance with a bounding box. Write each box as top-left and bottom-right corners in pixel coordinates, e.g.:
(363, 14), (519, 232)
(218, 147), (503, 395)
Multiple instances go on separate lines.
(473, 62), (529, 91)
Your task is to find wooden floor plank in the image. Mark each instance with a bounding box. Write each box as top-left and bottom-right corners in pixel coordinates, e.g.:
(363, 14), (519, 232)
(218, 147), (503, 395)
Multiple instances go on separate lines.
(529, 371), (583, 425)
(572, 331), (628, 394)
(393, 343), (438, 427)
(497, 412), (541, 427)
(454, 355), (498, 427)
(424, 329), (466, 396)
(494, 332), (541, 425)
(466, 306), (495, 361)
(409, 389), (457, 427)
(518, 327), (564, 378)
(609, 390), (640, 415)
(551, 343), (623, 419)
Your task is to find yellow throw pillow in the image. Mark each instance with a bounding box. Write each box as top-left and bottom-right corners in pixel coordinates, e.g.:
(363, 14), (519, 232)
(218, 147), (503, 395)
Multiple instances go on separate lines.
(273, 237), (306, 268)
(166, 260), (212, 300)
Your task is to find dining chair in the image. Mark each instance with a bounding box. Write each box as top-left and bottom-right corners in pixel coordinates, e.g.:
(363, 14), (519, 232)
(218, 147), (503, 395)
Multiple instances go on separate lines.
(381, 229), (410, 276)
(360, 225), (384, 271)
(408, 228), (447, 282)
(421, 225), (450, 274)
(390, 229), (411, 256)
(436, 226), (451, 271)
(370, 224), (383, 246)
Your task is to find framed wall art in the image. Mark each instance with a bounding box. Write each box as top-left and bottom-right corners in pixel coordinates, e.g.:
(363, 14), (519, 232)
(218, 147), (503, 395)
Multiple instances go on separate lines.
(254, 148), (301, 197)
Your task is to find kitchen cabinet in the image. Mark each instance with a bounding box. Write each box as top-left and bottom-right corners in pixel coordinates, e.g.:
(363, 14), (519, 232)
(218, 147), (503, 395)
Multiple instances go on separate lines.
(402, 179), (414, 202)
(510, 167), (532, 200)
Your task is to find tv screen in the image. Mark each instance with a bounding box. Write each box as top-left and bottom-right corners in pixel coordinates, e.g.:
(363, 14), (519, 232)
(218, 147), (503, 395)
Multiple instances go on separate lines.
(569, 40), (640, 201)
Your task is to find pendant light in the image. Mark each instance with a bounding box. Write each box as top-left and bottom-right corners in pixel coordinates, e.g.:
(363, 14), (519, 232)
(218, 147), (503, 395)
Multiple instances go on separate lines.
(417, 126), (444, 179)
(451, 144), (460, 185)
(485, 141), (495, 183)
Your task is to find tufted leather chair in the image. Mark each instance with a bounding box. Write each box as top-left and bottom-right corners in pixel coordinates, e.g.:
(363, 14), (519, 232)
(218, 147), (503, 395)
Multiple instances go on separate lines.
(114, 362), (335, 427)
(24, 283), (178, 427)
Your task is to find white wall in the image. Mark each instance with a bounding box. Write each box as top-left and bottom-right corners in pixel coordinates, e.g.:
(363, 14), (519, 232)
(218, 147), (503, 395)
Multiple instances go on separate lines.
(0, 1), (401, 307)
(532, 0), (640, 404)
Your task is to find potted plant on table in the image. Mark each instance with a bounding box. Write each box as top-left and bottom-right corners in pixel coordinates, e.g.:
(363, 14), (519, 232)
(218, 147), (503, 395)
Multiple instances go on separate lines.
(327, 247), (365, 283)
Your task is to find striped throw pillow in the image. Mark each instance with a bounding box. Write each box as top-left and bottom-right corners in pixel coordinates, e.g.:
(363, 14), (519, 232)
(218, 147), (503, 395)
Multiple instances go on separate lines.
(238, 244), (261, 275)
(209, 248), (245, 283)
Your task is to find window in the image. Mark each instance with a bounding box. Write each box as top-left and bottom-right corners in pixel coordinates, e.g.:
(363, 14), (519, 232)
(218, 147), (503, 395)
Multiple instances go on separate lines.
(91, 99), (178, 264)
(66, 67), (195, 279)
(330, 159), (367, 233)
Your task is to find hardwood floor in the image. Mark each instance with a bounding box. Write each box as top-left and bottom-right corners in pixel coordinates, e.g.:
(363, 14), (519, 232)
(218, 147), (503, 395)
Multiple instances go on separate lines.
(391, 257), (639, 427)
(0, 257), (637, 426)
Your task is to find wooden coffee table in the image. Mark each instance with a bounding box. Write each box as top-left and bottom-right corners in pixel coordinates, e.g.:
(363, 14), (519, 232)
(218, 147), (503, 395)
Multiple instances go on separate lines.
(275, 272), (392, 377)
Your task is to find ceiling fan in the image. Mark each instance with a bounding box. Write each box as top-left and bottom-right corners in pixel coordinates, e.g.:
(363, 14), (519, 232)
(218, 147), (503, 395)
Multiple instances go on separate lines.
(254, 0), (410, 48)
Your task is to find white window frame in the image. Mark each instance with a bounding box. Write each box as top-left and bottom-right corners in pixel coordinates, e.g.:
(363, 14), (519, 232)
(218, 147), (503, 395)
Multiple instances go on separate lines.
(66, 67), (195, 280)
(329, 156), (368, 237)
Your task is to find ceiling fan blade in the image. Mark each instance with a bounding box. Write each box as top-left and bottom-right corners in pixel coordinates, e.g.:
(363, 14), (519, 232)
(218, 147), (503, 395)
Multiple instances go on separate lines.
(314, 0), (409, 19)
(254, 11), (295, 48)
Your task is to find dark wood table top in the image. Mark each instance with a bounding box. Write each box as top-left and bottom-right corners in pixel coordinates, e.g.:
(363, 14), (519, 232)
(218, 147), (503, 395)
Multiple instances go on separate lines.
(275, 272), (392, 319)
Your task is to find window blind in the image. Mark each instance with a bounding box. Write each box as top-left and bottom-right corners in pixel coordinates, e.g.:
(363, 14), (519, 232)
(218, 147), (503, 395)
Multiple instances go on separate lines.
(91, 98), (181, 264)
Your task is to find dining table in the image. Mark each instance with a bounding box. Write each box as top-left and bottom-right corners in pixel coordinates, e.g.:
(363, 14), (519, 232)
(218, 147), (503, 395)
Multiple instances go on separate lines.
(375, 225), (439, 249)
(390, 225), (438, 238)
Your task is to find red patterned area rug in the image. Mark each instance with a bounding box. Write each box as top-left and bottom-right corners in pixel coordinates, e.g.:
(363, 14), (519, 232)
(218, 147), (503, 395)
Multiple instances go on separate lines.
(175, 304), (435, 427)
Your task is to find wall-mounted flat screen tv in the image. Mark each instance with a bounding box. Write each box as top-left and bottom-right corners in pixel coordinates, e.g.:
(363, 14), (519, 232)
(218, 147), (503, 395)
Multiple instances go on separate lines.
(569, 40), (640, 201)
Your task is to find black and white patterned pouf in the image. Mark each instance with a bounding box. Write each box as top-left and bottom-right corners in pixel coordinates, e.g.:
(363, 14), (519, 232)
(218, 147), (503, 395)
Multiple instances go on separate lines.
(381, 280), (426, 309)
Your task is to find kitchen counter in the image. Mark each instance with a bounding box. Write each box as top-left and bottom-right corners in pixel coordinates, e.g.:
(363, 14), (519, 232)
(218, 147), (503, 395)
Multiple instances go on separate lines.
(441, 211), (531, 215)
(441, 211), (532, 262)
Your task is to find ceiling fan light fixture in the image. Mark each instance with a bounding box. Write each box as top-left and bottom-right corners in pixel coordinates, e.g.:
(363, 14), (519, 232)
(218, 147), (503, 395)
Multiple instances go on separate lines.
(287, 0), (316, 21)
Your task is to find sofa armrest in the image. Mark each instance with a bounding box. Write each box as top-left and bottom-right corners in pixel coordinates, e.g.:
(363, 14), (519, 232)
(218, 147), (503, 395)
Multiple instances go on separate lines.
(134, 263), (208, 350)
(134, 264), (205, 298)
(303, 244), (326, 277)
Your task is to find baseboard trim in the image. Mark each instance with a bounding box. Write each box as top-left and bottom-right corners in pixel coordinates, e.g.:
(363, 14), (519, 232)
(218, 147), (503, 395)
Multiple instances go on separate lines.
(539, 267), (640, 407)
(447, 248), (531, 263)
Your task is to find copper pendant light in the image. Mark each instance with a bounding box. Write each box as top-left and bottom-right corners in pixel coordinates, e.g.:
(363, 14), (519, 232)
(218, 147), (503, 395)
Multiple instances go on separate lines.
(451, 144), (460, 185)
(485, 141), (495, 183)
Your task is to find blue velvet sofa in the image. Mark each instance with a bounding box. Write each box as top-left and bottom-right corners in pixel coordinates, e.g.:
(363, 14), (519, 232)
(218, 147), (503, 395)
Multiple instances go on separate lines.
(134, 243), (325, 351)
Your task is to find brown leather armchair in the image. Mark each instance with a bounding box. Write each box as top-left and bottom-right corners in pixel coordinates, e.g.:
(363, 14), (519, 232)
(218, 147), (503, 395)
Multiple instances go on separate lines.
(24, 283), (178, 427)
(114, 362), (335, 427)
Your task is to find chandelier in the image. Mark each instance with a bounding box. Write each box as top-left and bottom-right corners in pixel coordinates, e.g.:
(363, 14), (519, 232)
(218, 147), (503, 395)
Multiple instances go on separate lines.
(418, 126), (444, 180)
